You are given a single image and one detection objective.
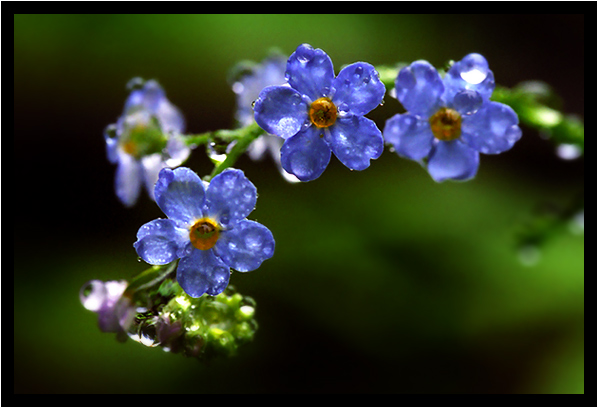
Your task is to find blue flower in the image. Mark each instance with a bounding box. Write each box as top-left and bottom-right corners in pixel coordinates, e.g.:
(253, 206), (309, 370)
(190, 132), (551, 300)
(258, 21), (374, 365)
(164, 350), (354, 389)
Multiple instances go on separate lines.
(253, 44), (386, 182)
(134, 167), (275, 298)
(383, 54), (522, 182)
(231, 53), (300, 183)
(105, 79), (191, 207)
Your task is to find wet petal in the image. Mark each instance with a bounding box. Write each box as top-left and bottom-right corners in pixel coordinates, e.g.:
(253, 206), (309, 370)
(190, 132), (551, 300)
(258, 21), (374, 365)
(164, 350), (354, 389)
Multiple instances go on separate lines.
(205, 169), (257, 228)
(383, 113), (434, 161)
(280, 125), (332, 182)
(394, 60), (444, 117)
(461, 101), (522, 154)
(134, 218), (188, 265)
(326, 116), (384, 171)
(253, 85), (309, 139)
(154, 167), (205, 224)
(114, 151), (142, 207)
(214, 220), (275, 272)
(451, 90), (483, 115)
(427, 140), (480, 182)
(332, 62), (386, 116)
(443, 53), (495, 102)
(286, 43), (335, 101)
(177, 249), (231, 298)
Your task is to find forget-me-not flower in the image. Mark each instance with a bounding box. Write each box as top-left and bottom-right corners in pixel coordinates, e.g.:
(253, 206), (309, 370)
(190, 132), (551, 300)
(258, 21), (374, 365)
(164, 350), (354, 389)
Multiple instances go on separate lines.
(231, 53), (300, 182)
(105, 79), (191, 207)
(384, 54), (522, 182)
(253, 44), (386, 182)
(134, 167), (275, 298)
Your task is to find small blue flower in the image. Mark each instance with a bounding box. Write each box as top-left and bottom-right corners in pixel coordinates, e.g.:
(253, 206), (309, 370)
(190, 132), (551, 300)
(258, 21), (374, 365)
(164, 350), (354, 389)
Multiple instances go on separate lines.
(253, 44), (386, 182)
(384, 54), (522, 182)
(134, 167), (275, 298)
(231, 53), (300, 182)
(105, 79), (191, 207)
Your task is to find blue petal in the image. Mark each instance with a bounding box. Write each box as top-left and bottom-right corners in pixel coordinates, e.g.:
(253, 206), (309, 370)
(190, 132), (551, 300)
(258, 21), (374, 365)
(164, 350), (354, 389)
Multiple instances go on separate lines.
(443, 53), (495, 102)
(253, 86), (309, 139)
(155, 100), (185, 134)
(134, 219), (187, 265)
(280, 125), (332, 182)
(114, 151), (143, 207)
(177, 249), (231, 298)
(451, 90), (483, 115)
(205, 169), (257, 228)
(125, 80), (165, 112)
(154, 167), (205, 224)
(214, 220), (275, 272)
(286, 44), (335, 101)
(383, 113), (434, 161)
(326, 116), (384, 171)
(395, 60), (444, 118)
(427, 140), (480, 182)
(332, 62), (386, 116)
(461, 101), (522, 154)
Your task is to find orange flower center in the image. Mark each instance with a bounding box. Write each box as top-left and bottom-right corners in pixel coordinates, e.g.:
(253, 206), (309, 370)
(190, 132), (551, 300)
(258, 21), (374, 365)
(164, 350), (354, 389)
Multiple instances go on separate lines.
(429, 107), (462, 141)
(309, 97), (337, 128)
(189, 218), (220, 250)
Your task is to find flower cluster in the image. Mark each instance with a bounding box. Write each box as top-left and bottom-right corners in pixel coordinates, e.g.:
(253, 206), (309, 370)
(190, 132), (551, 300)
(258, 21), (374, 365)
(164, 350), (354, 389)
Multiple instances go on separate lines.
(105, 78), (190, 206)
(253, 43), (386, 182)
(85, 43), (535, 360)
(383, 54), (522, 182)
(133, 167), (275, 298)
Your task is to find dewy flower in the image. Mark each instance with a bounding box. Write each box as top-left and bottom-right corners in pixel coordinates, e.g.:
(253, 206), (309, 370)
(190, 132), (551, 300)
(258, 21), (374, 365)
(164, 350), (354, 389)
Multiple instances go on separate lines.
(105, 78), (191, 207)
(230, 53), (300, 183)
(253, 43), (386, 182)
(80, 279), (136, 333)
(383, 54), (522, 182)
(134, 167), (275, 298)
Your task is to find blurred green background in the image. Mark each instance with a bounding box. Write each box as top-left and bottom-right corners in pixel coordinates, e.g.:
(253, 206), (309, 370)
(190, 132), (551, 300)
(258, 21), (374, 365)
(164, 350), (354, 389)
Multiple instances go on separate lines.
(14, 14), (584, 394)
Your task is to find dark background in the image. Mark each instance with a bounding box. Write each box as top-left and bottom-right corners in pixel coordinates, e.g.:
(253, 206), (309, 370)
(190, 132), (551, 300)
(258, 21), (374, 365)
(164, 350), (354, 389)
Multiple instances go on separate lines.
(14, 13), (584, 395)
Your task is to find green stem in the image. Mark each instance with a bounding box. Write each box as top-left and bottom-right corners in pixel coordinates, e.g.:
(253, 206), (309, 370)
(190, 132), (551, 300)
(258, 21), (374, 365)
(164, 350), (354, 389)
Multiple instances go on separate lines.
(124, 261), (178, 299)
(204, 122), (264, 182)
(183, 128), (247, 147)
(491, 84), (584, 152)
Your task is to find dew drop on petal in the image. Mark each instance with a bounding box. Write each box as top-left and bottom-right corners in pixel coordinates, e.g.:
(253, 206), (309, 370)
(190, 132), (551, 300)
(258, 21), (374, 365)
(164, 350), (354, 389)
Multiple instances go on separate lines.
(459, 54), (490, 85)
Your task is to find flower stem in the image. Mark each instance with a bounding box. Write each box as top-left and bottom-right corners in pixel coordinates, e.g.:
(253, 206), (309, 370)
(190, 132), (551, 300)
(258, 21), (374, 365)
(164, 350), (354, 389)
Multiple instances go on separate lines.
(204, 122), (264, 182)
(124, 261), (178, 300)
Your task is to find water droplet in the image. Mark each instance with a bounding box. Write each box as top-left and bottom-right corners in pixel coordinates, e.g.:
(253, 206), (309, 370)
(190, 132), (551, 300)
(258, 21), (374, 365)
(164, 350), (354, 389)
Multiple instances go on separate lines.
(207, 141), (227, 164)
(459, 54), (489, 85)
(138, 322), (161, 347)
(556, 143), (582, 160)
(251, 99), (256, 109)
(379, 99), (385, 106)
(104, 124), (118, 139)
(80, 280), (106, 312)
(354, 66), (364, 77)
(126, 77), (145, 91)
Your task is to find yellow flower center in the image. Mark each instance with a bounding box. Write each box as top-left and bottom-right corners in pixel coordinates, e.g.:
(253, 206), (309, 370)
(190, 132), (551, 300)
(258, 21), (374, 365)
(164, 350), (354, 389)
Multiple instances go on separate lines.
(309, 97), (337, 128)
(189, 218), (220, 250)
(429, 107), (462, 141)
